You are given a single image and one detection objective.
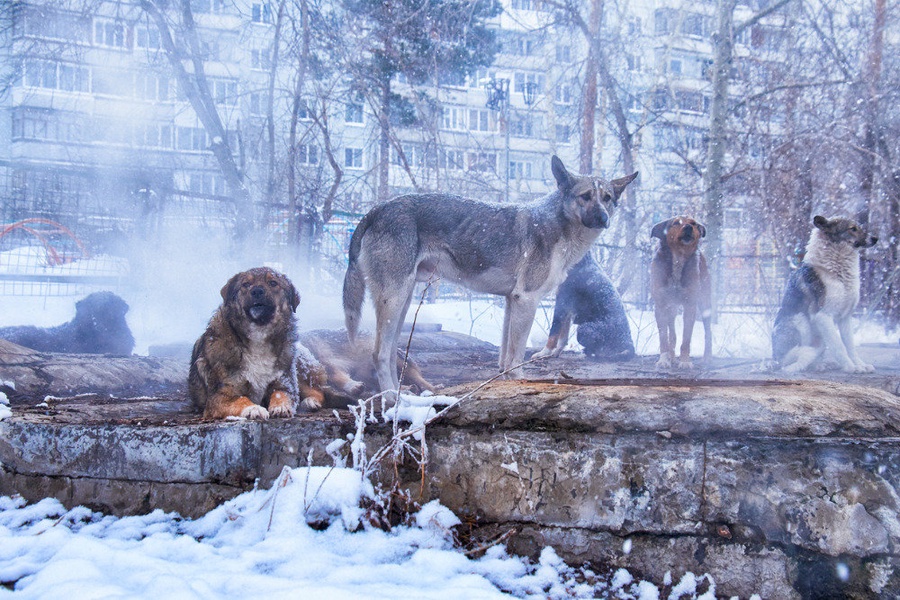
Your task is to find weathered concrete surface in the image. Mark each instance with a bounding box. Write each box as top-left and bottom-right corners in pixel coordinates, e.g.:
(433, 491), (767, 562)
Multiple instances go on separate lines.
(0, 413), (379, 516)
(3, 334), (900, 598)
(0, 339), (186, 400)
(400, 379), (900, 599)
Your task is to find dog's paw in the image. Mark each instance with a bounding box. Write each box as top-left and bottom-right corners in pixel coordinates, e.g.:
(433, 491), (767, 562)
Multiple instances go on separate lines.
(845, 362), (875, 374)
(267, 390), (297, 418)
(299, 396), (323, 412)
(240, 404), (269, 420)
(677, 358), (694, 369)
(656, 356), (672, 370)
(853, 359), (875, 373)
(782, 362), (803, 374)
(532, 347), (556, 360)
(269, 403), (296, 418)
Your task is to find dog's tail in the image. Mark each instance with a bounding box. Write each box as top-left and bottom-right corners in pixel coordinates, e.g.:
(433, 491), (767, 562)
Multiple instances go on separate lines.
(343, 213), (372, 342)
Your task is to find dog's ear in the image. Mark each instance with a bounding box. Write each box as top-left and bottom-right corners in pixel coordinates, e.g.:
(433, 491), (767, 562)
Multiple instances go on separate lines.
(220, 273), (242, 303)
(813, 215), (830, 230)
(611, 172), (638, 201)
(287, 280), (301, 313)
(651, 218), (672, 240)
(551, 155), (572, 190)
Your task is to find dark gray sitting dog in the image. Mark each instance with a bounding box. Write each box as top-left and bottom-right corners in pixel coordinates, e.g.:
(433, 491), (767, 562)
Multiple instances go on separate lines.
(534, 254), (634, 361)
(0, 291), (134, 355)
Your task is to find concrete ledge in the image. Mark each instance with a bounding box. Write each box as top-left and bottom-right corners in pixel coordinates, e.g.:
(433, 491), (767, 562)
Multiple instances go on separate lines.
(3, 373), (900, 597)
(397, 379), (900, 598)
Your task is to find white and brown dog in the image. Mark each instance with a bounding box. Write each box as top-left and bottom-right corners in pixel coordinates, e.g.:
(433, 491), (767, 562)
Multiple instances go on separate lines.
(650, 216), (712, 369)
(772, 215), (877, 373)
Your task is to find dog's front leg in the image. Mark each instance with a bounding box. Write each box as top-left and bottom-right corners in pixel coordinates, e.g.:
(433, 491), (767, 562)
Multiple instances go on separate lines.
(500, 295), (540, 378)
(533, 311), (572, 359)
(655, 306), (674, 369)
(837, 317), (874, 373)
(811, 312), (857, 372)
(205, 387), (268, 420)
(679, 303), (697, 368)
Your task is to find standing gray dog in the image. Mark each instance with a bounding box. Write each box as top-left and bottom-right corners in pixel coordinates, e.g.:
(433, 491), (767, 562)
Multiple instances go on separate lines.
(343, 155), (637, 393)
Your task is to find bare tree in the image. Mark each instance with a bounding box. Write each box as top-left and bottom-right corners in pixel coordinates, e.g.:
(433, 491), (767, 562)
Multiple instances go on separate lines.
(139, 0), (253, 236)
(702, 0), (794, 314)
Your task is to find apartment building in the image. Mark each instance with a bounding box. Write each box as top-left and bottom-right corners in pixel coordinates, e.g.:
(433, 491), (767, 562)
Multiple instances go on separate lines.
(0, 0), (789, 306)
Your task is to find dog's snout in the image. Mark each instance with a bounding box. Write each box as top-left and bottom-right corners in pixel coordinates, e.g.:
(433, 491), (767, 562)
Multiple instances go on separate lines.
(599, 211), (609, 228)
(251, 285), (266, 299)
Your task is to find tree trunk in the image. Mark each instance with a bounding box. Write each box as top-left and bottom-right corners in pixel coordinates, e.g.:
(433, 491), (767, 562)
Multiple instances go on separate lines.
(264, 0), (287, 235)
(287, 0), (310, 245)
(578, 0), (602, 174)
(702, 0), (737, 317)
(857, 0), (885, 227)
(377, 78), (393, 203)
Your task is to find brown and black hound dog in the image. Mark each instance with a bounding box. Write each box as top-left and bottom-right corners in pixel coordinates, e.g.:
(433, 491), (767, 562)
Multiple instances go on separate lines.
(650, 216), (712, 369)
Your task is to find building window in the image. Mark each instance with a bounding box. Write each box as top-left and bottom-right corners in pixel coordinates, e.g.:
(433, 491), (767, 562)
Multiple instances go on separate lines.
(12, 109), (51, 140)
(192, 0), (230, 14)
(135, 73), (170, 101)
(344, 147), (363, 169)
(654, 8), (677, 35)
(18, 8), (90, 43)
(627, 93), (643, 112)
(651, 89), (669, 111)
(250, 49), (271, 70)
(137, 123), (173, 148)
(298, 144), (319, 165)
(681, 13), (707, 38)
(345, 101), (363, 124)
(249, 93), (265, 116)
(177, 126), (208, 151)
(675, 91), (708, 114)
(468, 109), (493, 132)
(510, 114), (540, 138)
(626, 54), (641, 72)
(94, 19), (128, 49)
(509, 161), (532, 180)
(468, 152), (496, 173)
(506, 35), (538, 56)
(212, 80), (238, 105)
(513, 72), (544, 95)
(627, 17), (642, 35)
(24, 60), (89, 93)
(555, 84), (572, 105)
(511, 0), (547, 11)
(442, 107), (466, 131)
(135, 25), (160, 49)
(555, 45), (571, 63)
(297, 99), (311, 120)
(555, 124), (571, 143)
(188, 172), (227, 196)
(251, 3), (273, 23)
(439, 149), (465, 171)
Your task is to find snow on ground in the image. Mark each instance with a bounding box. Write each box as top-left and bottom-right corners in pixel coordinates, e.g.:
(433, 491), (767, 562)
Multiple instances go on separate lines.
(0, 465), (718, 599)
